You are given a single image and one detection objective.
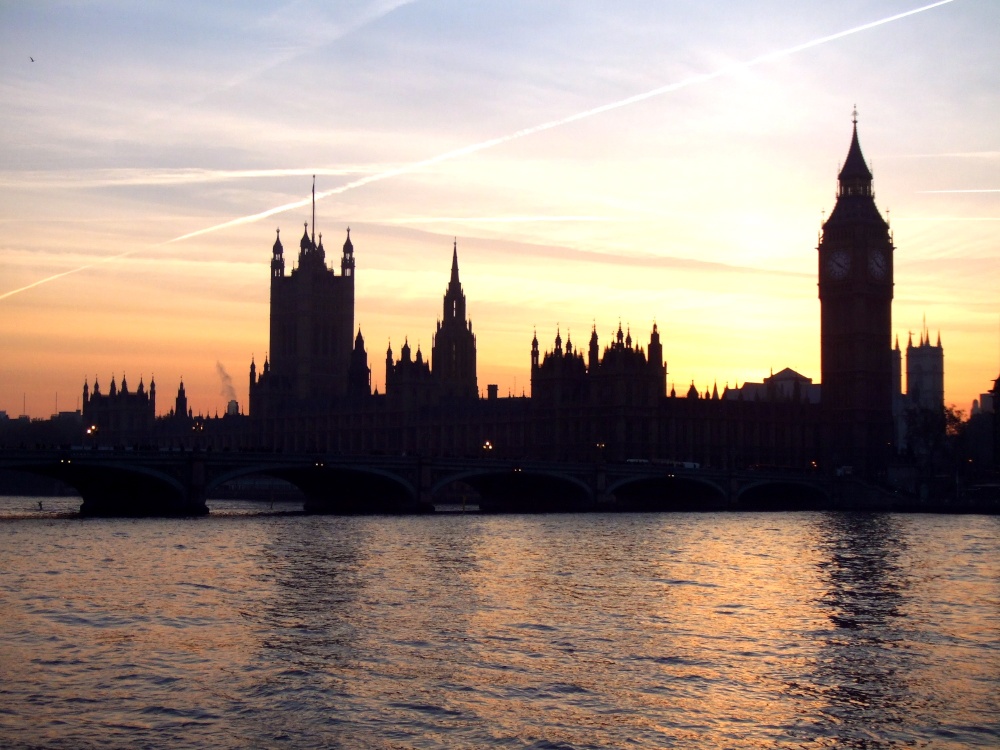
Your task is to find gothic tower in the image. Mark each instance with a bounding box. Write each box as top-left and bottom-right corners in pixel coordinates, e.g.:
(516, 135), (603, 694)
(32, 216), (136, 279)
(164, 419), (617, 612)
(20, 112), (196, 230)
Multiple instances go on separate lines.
(432, 240), (478, 400)
(263, 180), (355, 406)
(906, 323), (944, 412)
(818, 113), (895, 476)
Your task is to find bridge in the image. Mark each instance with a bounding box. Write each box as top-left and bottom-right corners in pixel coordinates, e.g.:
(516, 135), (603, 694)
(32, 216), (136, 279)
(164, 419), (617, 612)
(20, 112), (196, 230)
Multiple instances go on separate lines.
(0, 448), (847, 517)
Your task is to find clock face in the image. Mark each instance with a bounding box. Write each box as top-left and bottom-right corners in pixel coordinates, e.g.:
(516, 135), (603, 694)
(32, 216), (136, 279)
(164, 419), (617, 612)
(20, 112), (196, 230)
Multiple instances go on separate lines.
(826, 250), (851, 280)
(868, 249), (888, 280)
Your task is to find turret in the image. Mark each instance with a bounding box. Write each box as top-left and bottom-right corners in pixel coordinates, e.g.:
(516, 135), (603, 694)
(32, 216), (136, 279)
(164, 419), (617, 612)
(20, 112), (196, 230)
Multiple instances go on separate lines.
(588, 326), (599, 372)
(271, 229), (284, 279)
(342, 228), (354, 277)
(175, 379), (188, 421)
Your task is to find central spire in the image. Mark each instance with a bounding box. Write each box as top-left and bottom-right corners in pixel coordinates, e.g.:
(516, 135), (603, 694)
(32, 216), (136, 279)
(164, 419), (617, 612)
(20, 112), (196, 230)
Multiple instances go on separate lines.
(450, 238), (460, 285)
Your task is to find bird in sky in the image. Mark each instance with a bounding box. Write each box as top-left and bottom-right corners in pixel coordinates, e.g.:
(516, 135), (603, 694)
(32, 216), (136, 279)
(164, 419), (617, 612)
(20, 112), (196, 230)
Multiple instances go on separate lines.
(29, 57), (34, 62)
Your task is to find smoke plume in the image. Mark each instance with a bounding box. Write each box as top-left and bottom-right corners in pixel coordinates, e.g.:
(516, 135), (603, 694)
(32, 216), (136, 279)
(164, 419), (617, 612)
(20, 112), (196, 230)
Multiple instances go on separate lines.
(216, 361), (237, 402)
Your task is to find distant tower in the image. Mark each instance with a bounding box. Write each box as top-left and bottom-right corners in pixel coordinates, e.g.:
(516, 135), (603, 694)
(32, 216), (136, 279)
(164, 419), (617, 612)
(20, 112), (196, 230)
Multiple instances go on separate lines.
(432, 240), (478, 400)
(818, 112), (895, 476)
(906, 323), (944, 411)
(648, 322), (667, 394)
(264, 179), (355, 405)
(175, 379), (188, 419)
(588, 326), (599, 372)
(347, 328), (372, 400)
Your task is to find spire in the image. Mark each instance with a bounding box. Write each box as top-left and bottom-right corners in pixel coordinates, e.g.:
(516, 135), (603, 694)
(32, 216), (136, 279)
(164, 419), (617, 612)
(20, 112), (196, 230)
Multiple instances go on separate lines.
(838, 107), (874, 196)
(311, 174), (316, 246)
(450, 238), (460, 285)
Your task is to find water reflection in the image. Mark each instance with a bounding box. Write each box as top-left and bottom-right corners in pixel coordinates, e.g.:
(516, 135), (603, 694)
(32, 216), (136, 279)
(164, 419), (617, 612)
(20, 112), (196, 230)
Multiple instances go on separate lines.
(1, 506), (997, 749)
(805, 513), (925, 748)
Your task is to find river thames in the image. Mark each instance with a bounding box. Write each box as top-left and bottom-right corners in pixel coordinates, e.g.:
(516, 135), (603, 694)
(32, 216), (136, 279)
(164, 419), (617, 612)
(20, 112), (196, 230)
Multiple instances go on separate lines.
(1, 497), (997, 749)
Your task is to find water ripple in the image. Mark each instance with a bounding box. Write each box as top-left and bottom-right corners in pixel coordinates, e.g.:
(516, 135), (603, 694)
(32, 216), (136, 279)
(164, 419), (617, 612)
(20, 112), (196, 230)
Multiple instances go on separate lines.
(0, 506), (998, 748)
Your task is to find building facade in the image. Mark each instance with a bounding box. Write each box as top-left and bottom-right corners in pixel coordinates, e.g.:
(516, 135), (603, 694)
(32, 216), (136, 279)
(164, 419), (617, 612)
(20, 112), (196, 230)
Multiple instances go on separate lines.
(82, 374), (156, 445)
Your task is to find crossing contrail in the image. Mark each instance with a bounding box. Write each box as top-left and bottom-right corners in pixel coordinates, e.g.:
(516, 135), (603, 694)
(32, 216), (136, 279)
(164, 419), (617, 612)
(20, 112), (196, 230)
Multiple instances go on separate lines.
(0, 0), (957, 301)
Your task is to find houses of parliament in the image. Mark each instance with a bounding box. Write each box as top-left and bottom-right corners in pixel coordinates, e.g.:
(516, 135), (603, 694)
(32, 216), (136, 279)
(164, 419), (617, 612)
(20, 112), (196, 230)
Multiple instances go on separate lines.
(76, 118), (998, 479)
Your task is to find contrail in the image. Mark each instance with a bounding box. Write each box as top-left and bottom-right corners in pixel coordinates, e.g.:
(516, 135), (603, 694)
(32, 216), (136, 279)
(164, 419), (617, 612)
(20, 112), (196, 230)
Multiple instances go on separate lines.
(163, 0), (959, 245)
(918, 189), (1000, 194)
(385, 216), (621, 224)
(0, 250), (141, 301)
(1, 0), (958, 300)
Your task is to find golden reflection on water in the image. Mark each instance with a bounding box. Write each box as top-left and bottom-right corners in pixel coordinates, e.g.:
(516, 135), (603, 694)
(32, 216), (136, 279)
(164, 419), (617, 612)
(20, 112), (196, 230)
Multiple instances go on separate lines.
(1, 509), (998, 748)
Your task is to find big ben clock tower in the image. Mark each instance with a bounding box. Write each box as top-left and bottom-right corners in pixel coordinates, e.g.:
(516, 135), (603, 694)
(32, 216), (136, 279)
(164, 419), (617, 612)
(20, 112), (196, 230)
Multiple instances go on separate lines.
(818, 112), (894, 477)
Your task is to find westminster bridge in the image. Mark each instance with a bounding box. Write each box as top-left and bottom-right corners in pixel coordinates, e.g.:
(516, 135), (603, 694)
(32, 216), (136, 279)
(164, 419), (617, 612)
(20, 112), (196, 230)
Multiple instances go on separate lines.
(0, 447), (876, 517)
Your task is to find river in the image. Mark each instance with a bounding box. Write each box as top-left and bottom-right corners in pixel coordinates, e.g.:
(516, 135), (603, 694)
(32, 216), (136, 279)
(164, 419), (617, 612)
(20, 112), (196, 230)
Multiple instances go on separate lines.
(1, 497), (998, 748)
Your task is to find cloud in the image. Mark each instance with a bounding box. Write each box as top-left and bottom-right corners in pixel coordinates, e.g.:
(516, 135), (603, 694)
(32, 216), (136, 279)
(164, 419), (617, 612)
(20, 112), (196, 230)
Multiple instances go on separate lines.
(0, 0), (960, 302)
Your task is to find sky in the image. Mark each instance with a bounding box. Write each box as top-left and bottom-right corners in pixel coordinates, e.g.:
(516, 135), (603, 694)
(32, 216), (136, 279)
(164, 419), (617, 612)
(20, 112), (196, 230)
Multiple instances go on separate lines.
(1, 0), (998, 419)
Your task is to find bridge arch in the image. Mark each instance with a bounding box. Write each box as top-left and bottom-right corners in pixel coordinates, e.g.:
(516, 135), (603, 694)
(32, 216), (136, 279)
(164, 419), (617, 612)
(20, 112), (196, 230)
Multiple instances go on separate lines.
(737, 479), (829, 510)
(207, 462), (423, 514)
(607, 473), (728, 511)
(435, 468), (594, 513)
(12, 456), (196, 517)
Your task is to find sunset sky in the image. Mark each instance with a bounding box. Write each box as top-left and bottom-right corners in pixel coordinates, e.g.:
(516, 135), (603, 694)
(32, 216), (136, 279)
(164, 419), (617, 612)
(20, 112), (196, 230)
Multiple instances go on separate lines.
(1, 0), (997, 419)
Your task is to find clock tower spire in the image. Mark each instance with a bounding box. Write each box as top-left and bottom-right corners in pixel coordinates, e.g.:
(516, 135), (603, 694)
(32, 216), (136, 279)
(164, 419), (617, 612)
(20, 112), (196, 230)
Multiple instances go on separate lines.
(818, 111), (895, 478)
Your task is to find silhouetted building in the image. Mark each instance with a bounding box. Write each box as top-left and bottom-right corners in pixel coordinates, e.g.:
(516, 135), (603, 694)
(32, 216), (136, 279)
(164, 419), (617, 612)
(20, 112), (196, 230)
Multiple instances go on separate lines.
(906, 325), (944, 411)
(725, 368), (821, 404)
(432, 241), (478, 400)
(385, 338), (434, 408)
(818, 112), (895, 477)
(82, 374), (156, 444)
(347, 329), (372, 401)
(993, 373), (1000, 470)
(228, 117), (944, 476)
(250, 182), (357, 414)
(891, 323), (947, 456)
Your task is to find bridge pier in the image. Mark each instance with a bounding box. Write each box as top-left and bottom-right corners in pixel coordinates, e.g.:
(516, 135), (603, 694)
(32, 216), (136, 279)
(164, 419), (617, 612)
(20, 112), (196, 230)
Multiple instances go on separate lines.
(76, 459), (208, 518)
